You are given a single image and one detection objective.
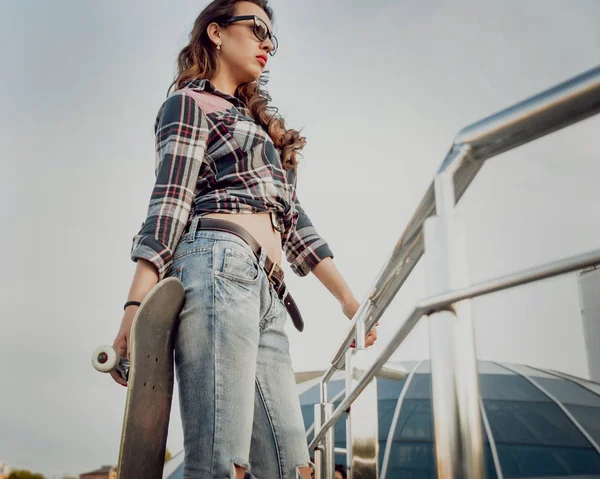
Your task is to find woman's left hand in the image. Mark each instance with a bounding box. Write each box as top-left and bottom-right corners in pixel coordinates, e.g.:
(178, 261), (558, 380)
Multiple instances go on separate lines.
(342, 297), (378, 348)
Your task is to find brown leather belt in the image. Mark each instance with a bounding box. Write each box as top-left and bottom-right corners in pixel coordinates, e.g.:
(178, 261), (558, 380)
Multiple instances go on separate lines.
(191, 218), (304, 332)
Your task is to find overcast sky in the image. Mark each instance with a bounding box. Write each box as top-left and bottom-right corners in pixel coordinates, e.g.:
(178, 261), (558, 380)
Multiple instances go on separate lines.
(1, 0), (600, 477)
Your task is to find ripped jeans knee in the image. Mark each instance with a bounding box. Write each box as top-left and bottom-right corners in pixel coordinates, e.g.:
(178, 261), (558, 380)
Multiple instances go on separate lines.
(295, 464), (312, 479)
(232, 458), (256, 479)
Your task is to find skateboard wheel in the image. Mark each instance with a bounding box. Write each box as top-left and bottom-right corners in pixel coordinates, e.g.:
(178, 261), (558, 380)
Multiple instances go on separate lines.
(92, 345), (118, 373)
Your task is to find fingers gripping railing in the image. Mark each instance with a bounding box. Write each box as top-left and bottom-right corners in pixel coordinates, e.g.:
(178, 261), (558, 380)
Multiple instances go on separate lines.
(309, 65), (600, 479)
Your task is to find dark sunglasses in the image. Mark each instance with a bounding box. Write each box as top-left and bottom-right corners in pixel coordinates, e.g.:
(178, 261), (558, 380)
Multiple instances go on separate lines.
(220, 15), (278, 56)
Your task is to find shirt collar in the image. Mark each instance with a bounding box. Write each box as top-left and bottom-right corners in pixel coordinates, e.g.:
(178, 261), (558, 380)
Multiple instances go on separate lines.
(184, 78), (247, 109)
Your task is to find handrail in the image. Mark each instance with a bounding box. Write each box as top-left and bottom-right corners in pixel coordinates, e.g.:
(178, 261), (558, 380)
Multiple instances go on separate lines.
(329, 65), (600, 371)
(452, 65), (600, 161)
(309, 65), (600, 477)
(309, 247), (600, 451)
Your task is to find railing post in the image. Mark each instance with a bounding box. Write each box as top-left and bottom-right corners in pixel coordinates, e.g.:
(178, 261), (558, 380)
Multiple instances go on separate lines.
(314, 399), (335, 478)
(345, 320), (379, 479)
(424, 150), (484, 479)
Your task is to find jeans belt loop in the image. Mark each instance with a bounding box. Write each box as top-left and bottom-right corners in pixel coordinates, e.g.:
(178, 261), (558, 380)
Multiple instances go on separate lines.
(258, 246), (267, 268)
(186, 216), (200, 243)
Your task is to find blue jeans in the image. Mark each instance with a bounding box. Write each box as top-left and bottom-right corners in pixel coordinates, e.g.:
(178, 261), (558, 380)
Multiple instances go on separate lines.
(167, 225), (310, 478)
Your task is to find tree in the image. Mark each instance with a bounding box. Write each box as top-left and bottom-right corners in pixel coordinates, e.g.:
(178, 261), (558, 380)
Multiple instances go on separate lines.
(8, 470), (45, 479)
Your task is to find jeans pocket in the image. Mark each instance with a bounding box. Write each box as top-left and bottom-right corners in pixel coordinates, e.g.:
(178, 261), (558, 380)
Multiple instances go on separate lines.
(214, 246), (260, 285)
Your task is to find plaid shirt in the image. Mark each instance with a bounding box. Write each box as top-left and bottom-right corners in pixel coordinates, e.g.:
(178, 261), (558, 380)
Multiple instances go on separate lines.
(130, 79), (333, 279)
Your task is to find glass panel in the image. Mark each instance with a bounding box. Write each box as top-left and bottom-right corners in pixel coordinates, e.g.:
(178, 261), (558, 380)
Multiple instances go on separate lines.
(301, 404), (315, 435)
(483, 441), (499, 479)
(477, 362), (516, 375)
(567, 405), (600, 445)
(376, 375), (417, 441)
(405, 374), (431, 399)
(377, 377), (408, 400)
(299, 384), (319, 405)
(334, 453), (346, 470)
(328, 379), (346, 403)
(163, 450), (185, 478)
(393, 399), (434, 441)
(382, 442), (435, 479)
(557, 371), (600, 397)
(497, 444), (600, 477)
(484, 400), (591, 447)
(299, 379), (345, 404)
(378, 439), (387, 475)
(534, 377), (600, 407)
(416, 361), (431, 374)
(379, 398), (400, 441)
(167, 465), (183, 479)
(479, 375), (550, 402)
(506, 363), (557, 379)
(296, 377), (320, 396)
(380, 441), (499, 479)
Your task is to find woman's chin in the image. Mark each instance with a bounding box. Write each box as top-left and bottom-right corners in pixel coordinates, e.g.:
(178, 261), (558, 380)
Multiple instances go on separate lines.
(235, 67), (263, 88)
(245, 65), (264, 82)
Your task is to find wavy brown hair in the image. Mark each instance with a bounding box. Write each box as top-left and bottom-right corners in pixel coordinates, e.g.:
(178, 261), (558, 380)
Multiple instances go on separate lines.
(168, 0), (305, 170)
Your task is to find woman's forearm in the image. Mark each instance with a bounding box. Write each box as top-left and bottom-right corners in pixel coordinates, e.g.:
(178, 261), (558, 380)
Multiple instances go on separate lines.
(311, 257), (355, 304)
(126, 259), (160, 303)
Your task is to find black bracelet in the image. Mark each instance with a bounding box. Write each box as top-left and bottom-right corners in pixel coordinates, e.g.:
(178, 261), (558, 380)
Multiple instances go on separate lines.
(124, 301), (142, 310)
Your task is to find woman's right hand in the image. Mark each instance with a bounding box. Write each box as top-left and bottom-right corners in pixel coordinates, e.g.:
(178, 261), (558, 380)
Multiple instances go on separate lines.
(110, 307), (138, 387)
(110, 259), (160, 387)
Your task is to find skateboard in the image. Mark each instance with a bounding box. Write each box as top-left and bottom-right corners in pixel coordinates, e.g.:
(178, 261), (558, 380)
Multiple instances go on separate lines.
(92, 277), (185, 479)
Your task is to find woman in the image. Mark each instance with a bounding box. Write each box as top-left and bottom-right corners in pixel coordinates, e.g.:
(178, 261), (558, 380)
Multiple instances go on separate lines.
(111, 1), (377, 477)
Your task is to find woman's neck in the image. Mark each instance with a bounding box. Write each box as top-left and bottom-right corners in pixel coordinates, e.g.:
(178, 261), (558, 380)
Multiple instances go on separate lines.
(209, 71), (239, 97)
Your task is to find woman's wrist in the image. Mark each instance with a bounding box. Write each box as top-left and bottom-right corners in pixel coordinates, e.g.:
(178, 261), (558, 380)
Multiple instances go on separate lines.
(341, 295), (360, 320)
(124, 301), (142, 310)
(340, 292), (358, 307)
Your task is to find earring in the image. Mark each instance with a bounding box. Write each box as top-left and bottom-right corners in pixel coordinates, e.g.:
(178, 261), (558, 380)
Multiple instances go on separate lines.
(216, 44), (221, 51)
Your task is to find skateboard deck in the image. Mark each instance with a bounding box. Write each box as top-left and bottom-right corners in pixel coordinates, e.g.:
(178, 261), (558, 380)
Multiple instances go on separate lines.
(92, 277), (185, 479)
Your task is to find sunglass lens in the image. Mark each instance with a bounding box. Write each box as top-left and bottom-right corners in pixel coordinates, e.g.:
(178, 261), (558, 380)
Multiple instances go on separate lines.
(254, 20), (268, 41)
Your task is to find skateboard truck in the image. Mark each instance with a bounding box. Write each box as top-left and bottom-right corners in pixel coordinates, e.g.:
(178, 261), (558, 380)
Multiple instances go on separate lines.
(92, 345), (130, 382)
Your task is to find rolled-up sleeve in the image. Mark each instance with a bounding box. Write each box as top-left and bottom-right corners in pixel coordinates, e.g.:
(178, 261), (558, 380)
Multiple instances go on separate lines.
(284, 199), (334, 277)
(130, 92), (209, 279)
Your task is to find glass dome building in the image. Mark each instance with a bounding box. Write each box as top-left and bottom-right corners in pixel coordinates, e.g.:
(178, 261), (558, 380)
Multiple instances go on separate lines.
(164, 360), (600, 478)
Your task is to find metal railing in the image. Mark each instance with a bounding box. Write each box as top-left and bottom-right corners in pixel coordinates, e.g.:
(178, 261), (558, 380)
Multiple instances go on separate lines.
(308, 64), (600, 479)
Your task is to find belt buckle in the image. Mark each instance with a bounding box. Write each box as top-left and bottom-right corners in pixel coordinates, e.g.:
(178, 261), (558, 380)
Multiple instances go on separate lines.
(267, 263), (286, 298)
(267, 262), (277, 283)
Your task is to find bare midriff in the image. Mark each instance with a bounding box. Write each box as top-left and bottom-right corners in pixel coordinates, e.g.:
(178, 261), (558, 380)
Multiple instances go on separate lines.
(204, 212), (282, 265)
